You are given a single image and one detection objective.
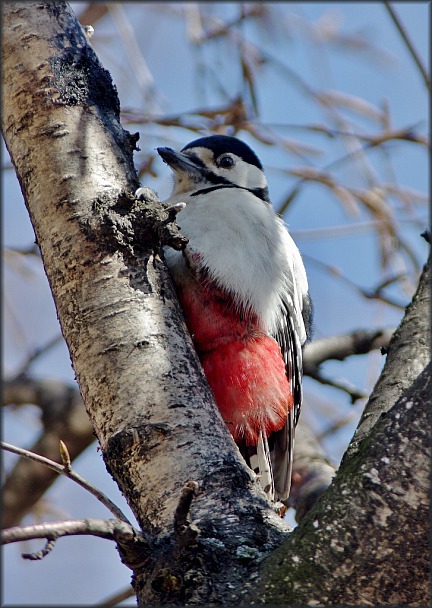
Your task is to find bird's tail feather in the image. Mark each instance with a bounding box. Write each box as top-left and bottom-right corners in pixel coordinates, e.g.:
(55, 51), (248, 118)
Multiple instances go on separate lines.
(240, 431), (275, 500)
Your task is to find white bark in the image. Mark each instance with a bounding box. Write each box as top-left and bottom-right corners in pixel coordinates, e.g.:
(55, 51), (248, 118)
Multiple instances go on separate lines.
(2, 3), (290, 604)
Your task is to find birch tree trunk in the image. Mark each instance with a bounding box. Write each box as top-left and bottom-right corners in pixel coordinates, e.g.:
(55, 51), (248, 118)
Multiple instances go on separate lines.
(2, 3), (290, 604)
(2, 2), (429, 605)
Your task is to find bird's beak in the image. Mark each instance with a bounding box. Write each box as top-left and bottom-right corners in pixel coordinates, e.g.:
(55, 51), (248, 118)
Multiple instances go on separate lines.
(157, 147), (204, 177)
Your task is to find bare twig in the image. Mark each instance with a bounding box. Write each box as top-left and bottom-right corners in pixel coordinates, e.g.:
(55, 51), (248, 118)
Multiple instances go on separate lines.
(22, 537), (56, 561)
(97, 586), (135, 607)
(303, 328), (394, 371)
(2, 518), (138, 547)
(14, 334), (64, 376)
(108, 4), (161, 111)
(1, 442), (132, 525)
(2, 517), (150, 569)
(4, 243), (41, 257)
(317, 409), (361, 441)
(3, 377), (95, 528)
(383, 2), (430, 90)
(306, 372), (366, 404)
(303, 254), (407, 309)
(303, 328), (394, 403)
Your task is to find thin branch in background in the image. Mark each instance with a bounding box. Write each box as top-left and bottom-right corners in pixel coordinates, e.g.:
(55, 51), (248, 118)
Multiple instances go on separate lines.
(183, 2), (266, 44)
(22, 537), (56, 561)
(14, 334), (64, 376)
(303, 254), (407, 309)
(2, 377), (95, 528)
(303, 328), (394, 403)
(261, 120), (428, 148)
(108, 4), (163, 111)
(1, 441), (132, 525)
(383, 2), (430, 91)
(1, 518), (139, 549)
(4, 243), (41, 257)
(317, 409), (362, 441)
(290, 220), (422, 242)
(306, 372), (366, 404)
(303, 328), (395, 370)
(98, 586), (135, 608)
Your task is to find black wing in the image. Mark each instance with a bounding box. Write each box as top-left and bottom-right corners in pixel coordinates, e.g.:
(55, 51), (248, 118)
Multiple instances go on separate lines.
(270, 292), (312, 501)
(240, 292), (312, 502)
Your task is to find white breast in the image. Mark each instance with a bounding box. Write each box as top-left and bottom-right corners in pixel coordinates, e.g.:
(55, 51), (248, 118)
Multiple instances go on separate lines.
(164, 188), (308, 342)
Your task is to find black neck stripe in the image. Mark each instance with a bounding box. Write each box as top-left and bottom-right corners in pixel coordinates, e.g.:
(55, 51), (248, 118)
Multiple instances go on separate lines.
(190, 183), (270, 203)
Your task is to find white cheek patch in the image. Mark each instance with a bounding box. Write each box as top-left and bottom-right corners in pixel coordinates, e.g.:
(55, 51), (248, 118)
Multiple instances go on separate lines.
(244, 163), (267, 190)
(218, 156), (267, 190)
(168, 147), (268, 195)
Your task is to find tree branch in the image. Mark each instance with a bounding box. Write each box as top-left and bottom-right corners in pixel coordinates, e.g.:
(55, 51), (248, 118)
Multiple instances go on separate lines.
(383, 2), (430, 90)
(1, 441), (131, 524)
(303, 327), (394, 402)
(98, 586), (135, 608)
(303, 327), (394, 370)
(251, 252), (430, 605)
(346, 250), (431, 459)
(2, 377), (94, 528)
(2, 518), (142, 559)
(14, 334), (64, 376)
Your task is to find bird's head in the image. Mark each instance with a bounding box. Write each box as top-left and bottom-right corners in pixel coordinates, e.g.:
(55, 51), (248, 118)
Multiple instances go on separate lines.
(157, 135), (270, 203)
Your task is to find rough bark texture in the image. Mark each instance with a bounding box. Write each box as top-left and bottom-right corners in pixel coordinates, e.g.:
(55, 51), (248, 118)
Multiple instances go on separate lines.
(2, 3), (430, 606)
(2, 3), (290, 605)
(251, 254), (431, 606)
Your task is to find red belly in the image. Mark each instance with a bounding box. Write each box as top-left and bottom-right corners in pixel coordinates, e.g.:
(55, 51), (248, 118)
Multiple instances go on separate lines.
(176, 276), (293, 445)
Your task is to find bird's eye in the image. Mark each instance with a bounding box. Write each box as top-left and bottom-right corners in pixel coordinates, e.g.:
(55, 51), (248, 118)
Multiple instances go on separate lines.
(217, 155), (235, 169)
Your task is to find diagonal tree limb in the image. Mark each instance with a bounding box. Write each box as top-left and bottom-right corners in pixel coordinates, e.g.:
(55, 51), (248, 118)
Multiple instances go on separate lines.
(2, 377), (95, 528)
(383, 2), (430, 90)
(346, 249), (431, 459)
(1, 441), (132, 525)
(250, 251), (430, 605)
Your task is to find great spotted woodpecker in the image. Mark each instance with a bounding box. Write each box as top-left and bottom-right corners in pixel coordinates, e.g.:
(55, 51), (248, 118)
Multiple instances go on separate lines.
(152, 135), (311, 502)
